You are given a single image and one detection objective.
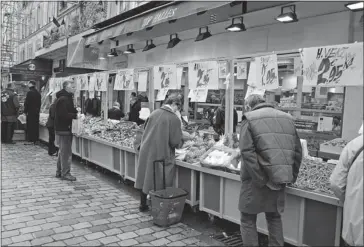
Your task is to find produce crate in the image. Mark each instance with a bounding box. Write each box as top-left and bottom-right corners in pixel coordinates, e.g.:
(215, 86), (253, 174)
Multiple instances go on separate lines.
(175, 161), (201, 208)
(197, 166), (343, 246)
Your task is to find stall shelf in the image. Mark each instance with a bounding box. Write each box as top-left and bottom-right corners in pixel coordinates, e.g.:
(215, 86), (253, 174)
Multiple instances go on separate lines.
(39, 124), (49, 143)
(81, 135), (135, 179)
(176, 161), (343, 247)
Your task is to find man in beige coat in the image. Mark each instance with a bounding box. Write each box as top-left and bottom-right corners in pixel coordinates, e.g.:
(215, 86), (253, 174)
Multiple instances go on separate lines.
(330, 133), (363, 247)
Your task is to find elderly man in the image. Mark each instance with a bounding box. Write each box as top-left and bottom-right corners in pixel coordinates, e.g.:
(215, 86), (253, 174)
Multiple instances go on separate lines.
(108, 102), (125, 120)
(239, 94), (302, 247)
(135, 94), (183, 212)
(1, 83), (20, 144)
(54, 80), (78, 181)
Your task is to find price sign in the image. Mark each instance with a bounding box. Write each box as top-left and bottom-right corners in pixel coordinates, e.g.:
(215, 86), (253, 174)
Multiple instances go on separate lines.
(302, 42), (363, 87)
(255, 54), (279, 90)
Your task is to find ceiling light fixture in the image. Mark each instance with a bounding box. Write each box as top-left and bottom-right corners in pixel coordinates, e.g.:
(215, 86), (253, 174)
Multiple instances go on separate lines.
(276, 5), (298, 23)
(146, 26), (154, 31)
(124, 44), (135, 54)
(195, 27), (212, 42)
(85, 44), (90, 48)
(226, 17), (246, 32)
(98, 40), (104, 45)
(167, 34), (181, 49)
(142, 40), (156, 52)
(98, 53), (106, 60)
(127, 32), (133, 36)
(345, 2), (364, 11)
(107, 48), (118, 57)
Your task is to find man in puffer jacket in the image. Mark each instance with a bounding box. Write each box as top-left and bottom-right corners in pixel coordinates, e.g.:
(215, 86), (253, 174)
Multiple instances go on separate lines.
(239, 94), (302, 247)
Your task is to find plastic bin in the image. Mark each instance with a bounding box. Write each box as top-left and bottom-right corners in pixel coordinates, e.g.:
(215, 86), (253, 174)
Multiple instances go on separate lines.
(149, 160), (188, 227)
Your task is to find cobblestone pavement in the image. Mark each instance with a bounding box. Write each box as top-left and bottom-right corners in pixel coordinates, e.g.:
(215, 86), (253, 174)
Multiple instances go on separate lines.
(1, 143), (216, 246)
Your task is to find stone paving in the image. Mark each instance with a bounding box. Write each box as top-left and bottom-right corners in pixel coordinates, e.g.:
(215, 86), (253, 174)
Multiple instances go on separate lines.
(1, 143), (213, 246)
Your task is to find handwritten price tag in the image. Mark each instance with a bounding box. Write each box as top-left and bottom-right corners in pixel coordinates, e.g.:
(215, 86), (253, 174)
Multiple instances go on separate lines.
(302, 43), (363, 87)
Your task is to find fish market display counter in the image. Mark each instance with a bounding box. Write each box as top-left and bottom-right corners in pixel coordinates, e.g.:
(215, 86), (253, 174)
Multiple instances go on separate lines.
(175, 160), (343, 247)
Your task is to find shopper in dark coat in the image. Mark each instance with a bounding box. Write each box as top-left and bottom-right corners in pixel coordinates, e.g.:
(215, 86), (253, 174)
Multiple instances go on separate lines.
(55, 81), (78, 182)
(24, 80), (41, 143)
(46, 96), (57, 156)
(135, 94), (183, 212)
(129, 93), (142, 124)
(239, 94), (302, 247)
(214, 96), (238, 136)
(1, 83), (20, 144)
(108, 102), (125, 120)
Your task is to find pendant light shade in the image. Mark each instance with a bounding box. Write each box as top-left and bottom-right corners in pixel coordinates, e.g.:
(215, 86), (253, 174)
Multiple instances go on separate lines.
(226, 17), (246, 32)
(276, 5), (298, 23)
(107, 48), (118, 57)
(124, 44), (135, 54)
(143, 40), (156, 52)
(167, 34), (181, 49)
(345, 2), (364, 11)
(195, 27), (212, 42)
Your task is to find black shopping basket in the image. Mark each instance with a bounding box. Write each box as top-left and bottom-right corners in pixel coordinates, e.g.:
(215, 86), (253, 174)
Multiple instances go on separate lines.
(149, 160), (188, 227)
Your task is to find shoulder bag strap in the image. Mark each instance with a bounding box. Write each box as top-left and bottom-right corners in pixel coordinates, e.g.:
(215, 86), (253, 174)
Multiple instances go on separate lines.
(348, 145), (364, 170)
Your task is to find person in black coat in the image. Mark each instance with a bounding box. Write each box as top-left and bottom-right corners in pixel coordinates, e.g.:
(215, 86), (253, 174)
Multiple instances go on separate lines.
(24, 80), (41, 144)
(46, 96), (57, 156)
(213, 95), (238, 136)
(108, 102), (125, 120)
(129, 93), (142, 124)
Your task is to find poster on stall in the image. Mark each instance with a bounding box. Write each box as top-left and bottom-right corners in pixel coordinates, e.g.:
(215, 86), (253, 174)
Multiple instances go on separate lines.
(156, 88), (169, 101)
(48, 78), (56, 94)
(294, 57), (303, 76)
(188, 61), (219, 89)
(218, 61), (228, 79)
(55, 78), (62, 93)
(88, 74), (96, 92)
(255, 54), (279, 90)
(176, 67), (183, 89)
(188, 89), (208, 102)
(95, 72), (108, 91)
(302, 42), (363, 87)
(247, 61), (256, 86)
(75, 76), (82, 92)
(245, 85), (266, 100)
(138, 71), (148, 92)
(237, 61), (247, 79)
(114, 69), (134, 90)
(80, 75), (89, 91)
(153, 65), (177, 90)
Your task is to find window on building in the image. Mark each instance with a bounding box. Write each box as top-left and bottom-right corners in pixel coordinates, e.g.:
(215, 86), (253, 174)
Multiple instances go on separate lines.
(59, 1), (67, 12)
(22, 1), (28, 9)
(37, 4), (42, 29)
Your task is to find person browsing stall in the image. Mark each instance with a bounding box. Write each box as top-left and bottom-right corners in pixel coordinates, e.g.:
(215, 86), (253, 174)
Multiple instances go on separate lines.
(135, 94), (183, 212)
(108, 102), (125, 120)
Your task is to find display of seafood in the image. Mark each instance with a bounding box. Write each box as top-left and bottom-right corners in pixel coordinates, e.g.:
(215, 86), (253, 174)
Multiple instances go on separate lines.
(82, 116), (138, 148)
(39, 113), (49, 126)
(322, 138), (348, 148)
(291, 156), (334, 195)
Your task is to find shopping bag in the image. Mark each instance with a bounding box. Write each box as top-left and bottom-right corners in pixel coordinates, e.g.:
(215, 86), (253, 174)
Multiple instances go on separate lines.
(72, 118), (83, 136)
(17, 114), (26, 124)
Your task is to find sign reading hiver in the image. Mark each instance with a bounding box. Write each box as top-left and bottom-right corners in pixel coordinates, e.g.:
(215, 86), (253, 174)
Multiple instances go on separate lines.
(302, 43), (363, 87)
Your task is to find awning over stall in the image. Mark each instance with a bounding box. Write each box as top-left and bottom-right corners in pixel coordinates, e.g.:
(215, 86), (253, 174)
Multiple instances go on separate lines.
(83, 1), (233, 45)
(10, 58), (53, 80)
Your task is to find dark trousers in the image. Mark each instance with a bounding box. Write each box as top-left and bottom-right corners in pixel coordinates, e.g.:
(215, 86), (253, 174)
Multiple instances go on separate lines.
(1, 121), (15, 143)
(26, 113), (39, 142)
(56, 134), (73, 177)
(140, 190), (148, 207)
(240, 212), (284, 247)
(47, 127), (57, 155)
